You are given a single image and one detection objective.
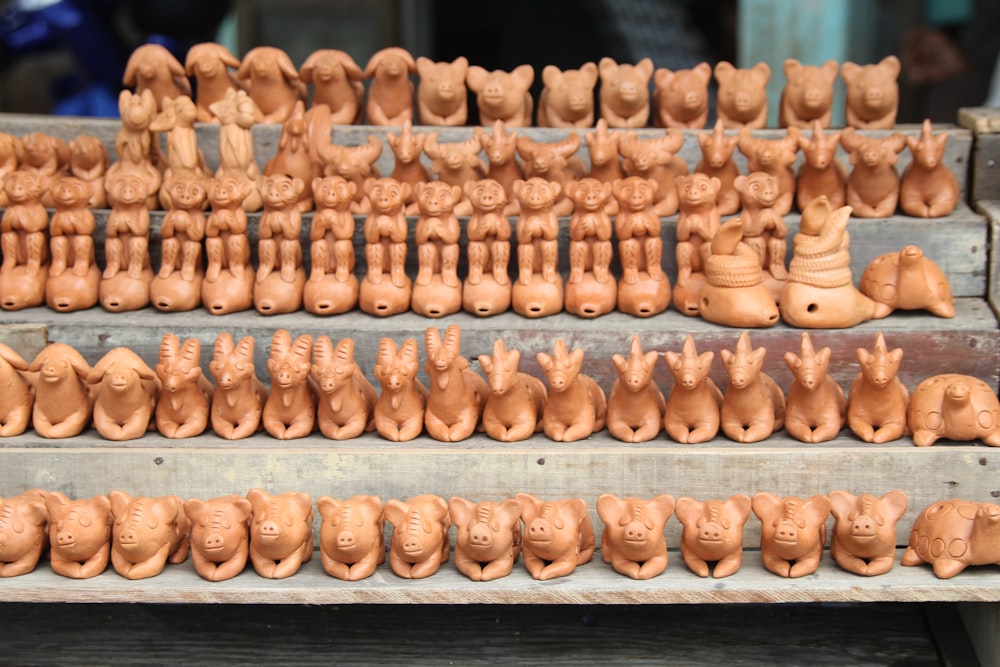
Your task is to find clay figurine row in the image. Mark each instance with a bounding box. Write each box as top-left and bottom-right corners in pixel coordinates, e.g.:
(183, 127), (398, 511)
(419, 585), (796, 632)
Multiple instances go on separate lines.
(129, 40), (903, 131)
(3, 487), (997, 584)
(2, 328), (996, 448)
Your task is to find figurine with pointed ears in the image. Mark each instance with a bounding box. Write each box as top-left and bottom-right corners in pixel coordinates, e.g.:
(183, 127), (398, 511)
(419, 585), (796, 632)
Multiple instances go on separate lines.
(208, 333), (267, 441)
(263, 330), (316, 440)
(155, 334), (213, 439)
(675, 494), (752, 578)
(478, 339), (547, 442)
(597, 494), (674, 579)
(312, 337), (377, 441)
(537, 339), (606, 442)
(663, 336), (723, 444)
(783, 332), (846, 443)
(720, 332), (785, 443)
(373, 337), (427, 442)
(607, 335), (665, 443)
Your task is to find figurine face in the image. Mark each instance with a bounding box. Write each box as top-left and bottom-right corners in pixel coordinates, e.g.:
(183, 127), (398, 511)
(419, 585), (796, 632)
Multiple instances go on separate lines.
(261, 175), (305, 208)
(464, 179), (507, 212)
(109, 491), (189, 579)
(828, 490), (907, 575)
(675, 495), (751, 579)
(781, 59), (837, 125)
(50, 176), (93, 209)
(715, 61), (770, 126)
(516, 493), (595, 580)
(597, 494), (674, 579)
(4, 170), (42, 203)
(677, 173), (720, 207)
(415, 181), (461, 216)
(313, 176), (355, 210)
(752, 492), (830, 578)
(247, 489), (313, 562)
(185, 495), (252, 563)
(842, 56), (900, 121)
(46, 492), (111, 562)
(0, 490), (48, 576)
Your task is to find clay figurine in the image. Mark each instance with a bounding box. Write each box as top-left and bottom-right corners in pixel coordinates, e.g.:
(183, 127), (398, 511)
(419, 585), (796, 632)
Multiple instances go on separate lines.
(734, 171), (788, 294)
(695, 120), (741, 215)
(305, 175), (358, 315)
(537, 339), (607, 442)
(312, 336), (376, 440)
(299, 49), (364, 123)
(782, 199), (891, 328)
(598, 57), (653, 128)
(0, 343), (31, 437)
(714, 61), (770, 129)
(185, 42), (242, 122)
(106, 89), (162, 210)
(565, 178), (616, 317)
(184, 494), (252, 582)
(842, 55), (900, 129)
(416, 56), (469, 125)
(478, 339), (547, 442)
(0, 132), (23, 207)
(387, 121), (431, 213)
(364, 47), (416, 125)
(902, 499), (1000, 578)
(210, 88), (262, 212)
(900, 119), (960, 217)
(607, 335), (665, 443)
(474, 120), (524, 214)
(653, 62), (712, 129)
(238, 46), (304, 123)
(423, 134), (485, 210)
(467, 64), (534, 127)
(613, 176), (671, 316)
(360, 177), (412, 316)
(537, 62), (598, 128)
(618, 130), (687, 216)
(779, 59), (838, 128)
(27, 343), (92, 439)
(597, 494), (674, 579)
(373, 337), (427, 442)
(463, 178), (513, 315)
(860, 245), (955, 317)
(516, 133), (584, 216)
(846, 332), (909, 443)
(828, 490), (908, 576)
(737, 128), (798, 216)
(150, 177), (206, 312)
(318, 137), (383, 212)
(68, 135), (110, 209)
(263, 330), (315, 440)
(384, 494), (450, 579)
(516, 493), (595, 581)
(0, 489), (47, 577)
(20, 132), (69, 208)
(720, 331), (785, 443)
(699, 219), (779, 327)
(908, 374), (1000, 447)
(840, 128), (906, 218)
(675, 494), (752, 578)
(663, 336), (723, 444)
(46, 175), (99, 311)
(673, 173), (721, 314)
(512, 178), (564, 317)
(202, 177), (254, 314)
(317, 494), (385, 580)
(110, 491), (190, 580)
(255, 174), (306, 314)
(412, 181), (464, 317)
(100, 173), (152, 312)
(448, 497), (522, 582)
(1, 170), (49, 310)
(584, 119), (625, 184)
(783, 332), (846, 443)
(247, 488), (313, 579)
(155, 334), (213, 439)
(752, 492), (830, 578)
(209, 333), (267, 440)
(123, 43), (190, 111)
(265, 100), (319, 212)
(795, 121), (847, 210)
(88, 348), (159, 441)
(424, 325), (489, 442)
(46, 491), (111, 579)
(150, 95), (208, 203)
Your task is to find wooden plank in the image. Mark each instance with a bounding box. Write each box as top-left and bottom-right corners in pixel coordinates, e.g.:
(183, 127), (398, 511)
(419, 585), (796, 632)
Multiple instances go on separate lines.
(976, 200), (1000, 318)
(958, 107), (1000, 135)
(924, 603), (983, 667)
(1, 435), (998, 547)
(959, 603), (1000, 667)
(0, 547), (996, 605)
(971, 134), (1000, 202)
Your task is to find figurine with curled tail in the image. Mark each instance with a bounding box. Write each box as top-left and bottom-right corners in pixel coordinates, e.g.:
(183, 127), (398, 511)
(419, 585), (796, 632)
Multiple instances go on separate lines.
(699, 219), (779, 328)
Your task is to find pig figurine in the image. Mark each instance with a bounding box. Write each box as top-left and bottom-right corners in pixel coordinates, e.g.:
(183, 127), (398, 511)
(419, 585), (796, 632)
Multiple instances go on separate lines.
(466, 64), (534, 127)
(28, 344), (94, 437)
(841, 55), (900, 129)
(779, 59), (838, 128)
(674, 495), (751, 578)
(317, 494), (385, 581)
(247, 488), (314, 579)
(537, 62), (598, 128)
(184, 495), (253, 582)
(516, 493), (595, 580)
(597, 494), (675, 580)
(752, 492), (830, 578)
(449, 497), (522, 582)
(46, 491), (112, 579)
(598, 57), (653, 128)
(828, 490), (908, 577)
(109, 491), (190, 580)
(653, 62), (712, 129)
(416, 56), (469, 126)
(384, 494), (450, 579)
(88, 347), (160, 441)
(715, 61), (770, 129)
(0, 489), (48, 577)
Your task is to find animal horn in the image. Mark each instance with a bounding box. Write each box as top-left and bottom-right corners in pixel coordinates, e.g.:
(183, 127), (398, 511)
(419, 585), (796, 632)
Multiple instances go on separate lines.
(213, 332), (235, 362)
(799, 332), (815, 358)
(292, 334), (313, 358)
(313, 336), (333, 364)
(180, 338), (201, 368)
(159, 334), (179, 364)
(553, 339), (569, 359)
(554, 132), (581, 157)
(271, 329), (292, 357)
(235, 335), (255, 360)
(376, 338), (397, 370)
(423, 132), (440, 159)
(681, 335), (697, 359)
(736, 331), (752, 356)
(444, 324), (461, 355)
(629, 335), (642, 358)
(425, 326), (442, 354)
(400, 338), (419, 364)
(873, 332), (887, 353)
(921, 118), (933, 141)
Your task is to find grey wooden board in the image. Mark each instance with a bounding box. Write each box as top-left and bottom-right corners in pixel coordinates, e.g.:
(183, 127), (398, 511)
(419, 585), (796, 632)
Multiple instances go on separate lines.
(959, 602), (999, 667)
(0, 601), (945, 666)
(2, 435), (999, 547)
(2, 296), (996, 391)
(977, 200), (1000, 317)
(959, 107), (1000, 135)
(0, 547), (996, 606)
(0, 114), (972, 196)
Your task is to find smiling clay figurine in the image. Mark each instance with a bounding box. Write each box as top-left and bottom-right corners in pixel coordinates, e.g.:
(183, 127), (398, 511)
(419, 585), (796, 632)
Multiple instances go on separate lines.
(247, 488), (314, 579)
(384, 494), (450, 579)
(412, 181), (464, 318)
(46, 175), (99, 312)
(597, 493), (674, 579)
(202, 177), (254, 315)
(109, 491), (189, 580)
(184, 494), (252, 582)
(255, 174), (306, 315)
(663, 336), (723, 444)
(512, 178), (564, 317)
(46, 491), (112, 579)
(155, 334), (212, 439)
(752, 492), (830, 578)
(0, 489), (48, 577)
(100, 174), (153, 312)
(305, 175), (359, 315)
(27, 343), (92, 439)
(516, 493), (595, 581)
(150, 177), (206, 312)
(828, 490), (908, 576)
(360, 177), (412, 317)
(613, 176), (671, 317)
(317, 494), (385, 581)
(463, 178), (513, 316)
(565, 178), (616, 317)
(607, 335), (665, 443)
(449, 497), (522, 582)
(675, 494), (752, 578)
(1, 170), (49, 310)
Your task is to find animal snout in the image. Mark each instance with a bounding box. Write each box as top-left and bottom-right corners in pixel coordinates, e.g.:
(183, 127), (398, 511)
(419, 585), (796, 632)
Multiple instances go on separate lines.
(403, 536), (424, 553)
(624, 522), (647, 542)
(804, 89), (823, 106)
(730, 372), (747, 388)
(337, 530), (356, 548)
(56, 530), (77, 546)
(699, 523), (722, 542)
(864, 88), (883, 105)
(203, 532), (225, 549)
(734, 92), (752, 111)
(775, 521), (798, 543)
(469, 524), (493, 547)
(684, 91), (702, 107)
(118, 528), (139, 545)
(528, 519), (551, 541)
(259, 520), (280, 537)
(851, 516), (876, 538)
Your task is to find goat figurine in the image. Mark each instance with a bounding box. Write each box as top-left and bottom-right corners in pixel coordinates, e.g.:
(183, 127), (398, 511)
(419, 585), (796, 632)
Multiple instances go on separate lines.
(373, 337), (428, 442)
(423, 325), (489, 442)
(312, 336), (376, 440)
(209, 333), (267, 440)
(478, 339), (547, 442)
(263, 330), (315, 440)
(155, 334), (213, 438)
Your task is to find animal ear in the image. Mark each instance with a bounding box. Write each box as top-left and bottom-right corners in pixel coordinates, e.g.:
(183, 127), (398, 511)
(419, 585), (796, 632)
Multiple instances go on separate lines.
(87, 352), (113, 384)
(416, 56), (432, 78)
(447, 497), (474, 526)
(122, 52), (140, 86)
(152, 496), (181, 524)
(293, 493), (312, 518)
(726, 494), (752, 520)
(596, 493), (626, 524)
(246, 488), (269, 511)
(881, 490), (909, 522)
(805, 494), (832, 522)
(542, 65), (562, 89)
(44, 491), (70, 519)
(515, 493), (539, 522)
(663, 350), (680, 370)
(714, 61), (734, 83)
(509, 64), (534, 88)
(383, 499), (407, 527)
(213, 332), (235, 361)
(425, 326), (442, 355)
(750, 61), (771, 84)
(654, 67), (674, 88)
(0, 343), (28, 370)
(362, 50), (383, 78)
(184, 498), (209, 524)
(109, 490), (132, 518)
(477, 355), (494, 374)
(579, 61), (598, 87)
(611, 353), (627, 374)
(751, 492), (781, 520)
(566, 498), (588, 523)
(643, 350), (659, 369)
(316, 495), (338, 518)
(649, 494), (676, 521)
(881, 54), (901, 78)
(784, 351), (801, 370)
(635, 57), (654, 80)
(466, 65), (487, 92)
(598, 57), (618, 81)
(536, 352), (554, 372)
(826, 490), (855, 521)
(821, 59), (839, 80)
(783, 58), (802, 79)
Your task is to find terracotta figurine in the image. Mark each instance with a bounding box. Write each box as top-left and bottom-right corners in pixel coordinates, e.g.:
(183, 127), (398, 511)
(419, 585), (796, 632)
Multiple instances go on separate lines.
(900, 119), (960, 217)
(902, 499), (1000, 578)
(467, 64), (534, 127)
(699, 219), (779, 328)
(109, 491), (190, 580)
(150, 177), (206, 312)
(423, 133), (485, 214)
(209, 333), (267, 440)
(202, 177), (254, 314)
(46, 175), (99, 311)
(123, 43), (190, 111)
(597, 494), (674, 579)
(795, 121), (847, 210)
(0, 132), (23, 207)
(828, 490), (908, 576)
(478, 339), (547, 442)
(663, 336), (723, 444)
(618, 130), (687, 216)
(262, 330), (315, 440)
(416, 56), (469, 125)
(720, 331), (785, 443)
(100, 173), (152, 312)
(512, 177), (564, 317)
(255, 174), (306, 314)
(537, 339), (607, 442)
(387, 120), (431, 214)
(783, 332), (846, 443)
(673, 173), (721, 314)
(318, 137), (383, 213)
(299, 49), (364, 124)
(20, 132), (69, 208)
(653, 62), (712, 129)
(317, 494), (385, 580)
(412, 181), (464, 317)
(846, 332), (909, 443)
(0, 489), (48, 577)
(184, 494), (252, 582)
(360, 177), (412, 316)
(715, 61), (770, 129)
(373, 337), (427, 442)
(537, 62), (598, 128)
(607, 335), (665, 443)
(26, 343), (92, 439)
(449, 497), (522, 582)
(908, 374), (1000, 447)
(46, 491), (112, 579)
(584, 119), (625, 184)
(598, 57), (653, 128)
(1, 170), (49, 310)
(840, 128), (906, 218)
(155, 334), (212, 439)
(474, 120), (524, 215)
(150, 94), (208, 206)
(516, 493), (595, 581)
(247, 488), (313, 579)
(88, 347), (159, 441)
(463, 178), (513, 315)
(210, 88), (262, 212)
(737, 128), (798, 216)
(734, 171), (788, 297)
(675, 494), (752, 578)
(305, 175), (358, 315)
(565, 177), (617, 317)
(613, 176), (671, 316)
(842, 55), (900, 129)
(695, 119), (741, 215)
(68, 135), (109, 209)
(859, 245), (955, 317)
(185, 42), (242, 122)
(384, 494), (450, 579)
(106, 89), (161, 210)
(779, 58), (838, 128)
(265, 100), (319, 213)
(516, 133), (583, 215)
(364, 47), (416, 125)
(238, 46), (304, 123)
(312, 336), (376, 440)
(0, 343), (31, 437)
(752, 492), (830, 578)
(424, 324), (489, 442)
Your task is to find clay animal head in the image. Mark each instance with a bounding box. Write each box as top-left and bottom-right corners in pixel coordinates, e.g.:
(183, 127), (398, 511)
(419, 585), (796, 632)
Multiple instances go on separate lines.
(311, 336), (359, 395)
(50, 175), (93, 209)
(261, 174), (305, 210)
(267, 329), (313, 391)
(612, 335), (660, 393)
(828, 490), (908, 576)
(45, 491), (111, 578)
(21, 132), (69, 173)
(840, 127), (906, 169)
(321, 136), (382, 184)
(448, 497), (522, 581)
(619, 131), (684, 173)
(374, 337), (421, 396)
(674, 495), (752, 578)
(237, 46), (303, 122)
(738, 130), (799, 171)
(384, 494), (450, 578)
(317, 494), (384, 580)
(416, 56), (469, 123)
(363, 177), (410, 215)
(163, 176), (207, 211)
(612, 176), (657, 212)
(780, 59), (838, 127)
(210, 333), (257, 390)
(536, 339), (584, 394)
(516, 493), (595, 580)
(512, 177), (561, 211)
(697, 119), (740, 169)
(714, 61), (771, 127)
(466, 64), (534, 126)
(584, 119), (622, 175)
(598, 57), (653, 127)
(907, 118), (949, 170)
(423, 134), (483, 182)
(464, 178), (508, 213)
(3, 169), (42, 204)
(539, 62), (598, 127)
(207, 176), (251, 209)
(0, 489), (48, 576)
(155, 334), (203, 394)
(735, 171), (780, 209)
(107, 173), (149, 207)
(720, 332), (766, 390)
(87, 348), (157, 408)
(386, 120), (428, 169)
(676, 172), (721, 209)
(27, 343), (91, 437)
(653, 62), (712, 128)
(841, 55), (900, 128)
(857, 332), (903, 389)
(69, 134), (109, 172)
(752, 492), (831, 578)
(784, 332), (831, 392)
(597, 493), (674, 579)
(903, 499), (1000, 578)
(118, 88), (158, 132)
(565, 177), (613, 211)
(797, 120), (842, 170)
(246, 488), (313, 575)
(478, 339), (519, 395)
(185, 42), (241, 84)
(184, 494), (252, 581)
(665, 335), (714, 390)
(312, 175), (356, 211)
(109, 490), (189, 578)
(123, 43), (189, 110)
(299, 48), (364, 118)
(365, 46), (417, 82)
(516, 133), (581, 177)
(475, 119), (521, 170)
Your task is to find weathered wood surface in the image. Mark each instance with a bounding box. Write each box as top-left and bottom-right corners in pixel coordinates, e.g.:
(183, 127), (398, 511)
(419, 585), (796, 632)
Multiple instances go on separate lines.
(959, 107), (1000, 202)
(0, 601), (945, 666)
(959, 107), (1000, 135)
(2, 296), (996, 391)
(977, 200), (1000, 318)
(960, 602), (1000, 667)
(2, 435), (998, 547)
